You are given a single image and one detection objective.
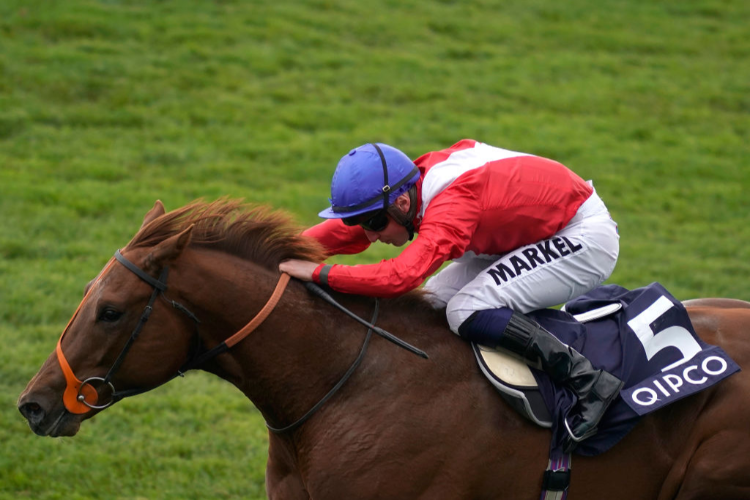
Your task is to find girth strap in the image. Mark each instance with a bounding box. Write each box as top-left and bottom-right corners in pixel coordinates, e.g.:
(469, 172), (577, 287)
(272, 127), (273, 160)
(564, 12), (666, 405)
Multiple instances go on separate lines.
(540, 454), (572, 500)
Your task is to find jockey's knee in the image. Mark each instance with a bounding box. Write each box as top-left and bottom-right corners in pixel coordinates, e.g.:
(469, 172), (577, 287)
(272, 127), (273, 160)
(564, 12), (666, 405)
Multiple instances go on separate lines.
(446, 296), (480, 335)
(446, 291), (515, 336)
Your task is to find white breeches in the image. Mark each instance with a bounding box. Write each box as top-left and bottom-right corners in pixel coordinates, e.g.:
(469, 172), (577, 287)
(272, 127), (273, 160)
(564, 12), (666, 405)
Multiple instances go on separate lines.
(423, 187), (620, 334)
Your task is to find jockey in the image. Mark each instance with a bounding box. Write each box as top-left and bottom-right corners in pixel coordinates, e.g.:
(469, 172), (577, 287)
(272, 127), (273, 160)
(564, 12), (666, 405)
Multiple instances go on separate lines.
(280, 139), (623, 449)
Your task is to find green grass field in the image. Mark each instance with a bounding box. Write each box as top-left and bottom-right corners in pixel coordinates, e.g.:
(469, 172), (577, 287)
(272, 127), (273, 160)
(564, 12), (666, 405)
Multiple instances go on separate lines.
(1, 0), (748, 498)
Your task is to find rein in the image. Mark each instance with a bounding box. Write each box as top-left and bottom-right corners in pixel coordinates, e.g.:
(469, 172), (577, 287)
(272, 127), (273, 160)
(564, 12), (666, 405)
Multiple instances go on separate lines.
(305, 282), (428, 359)
(56, 249), (425, 435)
(266, 299), (378, 434)
(266, 285), (427, 433)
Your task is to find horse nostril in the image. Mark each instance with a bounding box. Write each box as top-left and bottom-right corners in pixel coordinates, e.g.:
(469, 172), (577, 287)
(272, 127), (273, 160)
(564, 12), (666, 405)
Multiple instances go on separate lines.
(19, 401), (46, 426)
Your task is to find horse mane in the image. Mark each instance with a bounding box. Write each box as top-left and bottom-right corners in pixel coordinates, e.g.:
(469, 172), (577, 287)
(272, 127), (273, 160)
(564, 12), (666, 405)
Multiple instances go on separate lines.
(125, 199), (327, 270)
(126, 198), (439, 312)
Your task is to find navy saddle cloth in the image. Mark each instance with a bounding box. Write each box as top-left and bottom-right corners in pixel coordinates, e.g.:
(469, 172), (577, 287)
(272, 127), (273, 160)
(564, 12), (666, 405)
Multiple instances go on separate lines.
(525, 282), (740, 457)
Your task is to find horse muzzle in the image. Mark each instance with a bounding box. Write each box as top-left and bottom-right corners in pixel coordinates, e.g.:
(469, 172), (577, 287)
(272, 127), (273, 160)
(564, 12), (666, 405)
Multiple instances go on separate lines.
(18, 389), (83, 437)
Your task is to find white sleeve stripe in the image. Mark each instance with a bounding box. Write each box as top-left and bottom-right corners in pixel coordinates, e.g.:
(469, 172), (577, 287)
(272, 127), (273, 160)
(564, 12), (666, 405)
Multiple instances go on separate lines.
(420, 142), (531, 216)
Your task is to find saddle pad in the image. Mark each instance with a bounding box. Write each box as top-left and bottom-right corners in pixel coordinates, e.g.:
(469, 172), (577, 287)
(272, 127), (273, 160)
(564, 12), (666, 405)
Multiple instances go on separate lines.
(475, 345), (538, 387)
(540, 282), (741, 457)
(472, 303), (625, 429)
(473, 343), (552, 427)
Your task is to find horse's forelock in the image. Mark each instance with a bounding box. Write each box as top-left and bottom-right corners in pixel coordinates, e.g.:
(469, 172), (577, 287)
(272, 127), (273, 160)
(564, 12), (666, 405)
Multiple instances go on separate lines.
(125, 199), (326, 270)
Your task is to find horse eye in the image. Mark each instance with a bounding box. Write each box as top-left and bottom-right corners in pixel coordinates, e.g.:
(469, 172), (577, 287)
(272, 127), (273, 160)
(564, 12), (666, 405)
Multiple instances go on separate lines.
(98, 308), (123, 323)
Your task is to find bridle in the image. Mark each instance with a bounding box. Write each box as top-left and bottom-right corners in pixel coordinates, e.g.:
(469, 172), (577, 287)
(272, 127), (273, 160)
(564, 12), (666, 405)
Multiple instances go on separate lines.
(56, 249), (290, 416)
(56, 248), (426, 434)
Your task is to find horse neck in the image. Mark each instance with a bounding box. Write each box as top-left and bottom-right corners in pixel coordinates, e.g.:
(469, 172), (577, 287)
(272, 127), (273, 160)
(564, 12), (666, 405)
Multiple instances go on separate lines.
(173, 248), (373, 429)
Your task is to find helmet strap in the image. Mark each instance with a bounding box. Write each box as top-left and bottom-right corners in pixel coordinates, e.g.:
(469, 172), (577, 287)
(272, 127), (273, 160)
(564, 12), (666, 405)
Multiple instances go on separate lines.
(371, 143), (391, 211)
(386, 184), (418, 241)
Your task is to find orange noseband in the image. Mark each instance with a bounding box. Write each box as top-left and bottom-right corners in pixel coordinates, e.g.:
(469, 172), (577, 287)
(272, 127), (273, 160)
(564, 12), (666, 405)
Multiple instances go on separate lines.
(56, 258), (116, 414)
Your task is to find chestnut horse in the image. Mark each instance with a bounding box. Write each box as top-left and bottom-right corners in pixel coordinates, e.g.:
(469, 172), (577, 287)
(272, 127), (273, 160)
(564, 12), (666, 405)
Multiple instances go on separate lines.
(18, 200), (750, 500)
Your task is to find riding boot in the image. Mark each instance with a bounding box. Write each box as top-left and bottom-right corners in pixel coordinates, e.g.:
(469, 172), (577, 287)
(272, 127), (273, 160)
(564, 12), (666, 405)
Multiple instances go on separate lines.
(497, 311), (624, 449)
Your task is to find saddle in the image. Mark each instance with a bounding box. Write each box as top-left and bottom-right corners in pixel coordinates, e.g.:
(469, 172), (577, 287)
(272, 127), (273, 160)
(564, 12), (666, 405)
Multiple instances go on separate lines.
(472, 303), (623, 427)
(475, 284), (740, 499)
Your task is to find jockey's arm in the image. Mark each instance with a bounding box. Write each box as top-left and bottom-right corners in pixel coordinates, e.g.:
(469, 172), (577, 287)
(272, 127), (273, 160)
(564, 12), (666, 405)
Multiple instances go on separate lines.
(302, 219), (371, 256)
(309, 198), (480, 297)
(281, 219), (372, 282)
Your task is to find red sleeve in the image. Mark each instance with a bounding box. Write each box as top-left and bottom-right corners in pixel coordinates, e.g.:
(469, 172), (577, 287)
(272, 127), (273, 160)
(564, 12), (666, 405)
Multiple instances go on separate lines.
(302, 219), (372, 257)
(324, 190), (482, 297)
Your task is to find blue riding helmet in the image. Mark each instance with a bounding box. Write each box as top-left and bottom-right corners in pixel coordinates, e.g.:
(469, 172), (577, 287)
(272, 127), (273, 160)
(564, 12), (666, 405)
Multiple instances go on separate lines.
(318, 143), (421, 219)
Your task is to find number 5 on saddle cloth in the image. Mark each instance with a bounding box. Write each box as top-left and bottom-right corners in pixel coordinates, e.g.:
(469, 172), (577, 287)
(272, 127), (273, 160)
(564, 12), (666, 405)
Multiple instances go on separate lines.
(473, 282), (740, 458)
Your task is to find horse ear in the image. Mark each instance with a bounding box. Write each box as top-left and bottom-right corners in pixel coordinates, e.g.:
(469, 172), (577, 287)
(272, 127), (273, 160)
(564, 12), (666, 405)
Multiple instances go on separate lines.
(144, 225), (194, 272)
(141, 200), (166, 229)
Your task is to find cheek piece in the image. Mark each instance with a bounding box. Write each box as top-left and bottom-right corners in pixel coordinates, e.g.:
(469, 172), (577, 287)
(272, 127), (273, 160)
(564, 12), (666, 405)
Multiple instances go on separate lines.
(56, 258), (116, 414)
(56, 251), (170, 415)
(55, 249), (292, 416)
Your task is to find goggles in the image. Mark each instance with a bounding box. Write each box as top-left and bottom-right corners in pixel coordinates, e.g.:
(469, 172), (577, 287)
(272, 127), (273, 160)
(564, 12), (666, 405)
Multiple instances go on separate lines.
(342, 209), (390, 232)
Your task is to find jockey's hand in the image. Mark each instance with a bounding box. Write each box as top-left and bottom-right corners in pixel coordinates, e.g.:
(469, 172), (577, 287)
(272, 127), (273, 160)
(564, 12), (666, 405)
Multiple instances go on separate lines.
(279, 259), (318, 282)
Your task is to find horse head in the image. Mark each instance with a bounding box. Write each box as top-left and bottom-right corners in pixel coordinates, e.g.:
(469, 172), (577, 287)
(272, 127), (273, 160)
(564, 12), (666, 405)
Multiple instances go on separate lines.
(18, 199), (328, 437)
(19, 203), (202, 436)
